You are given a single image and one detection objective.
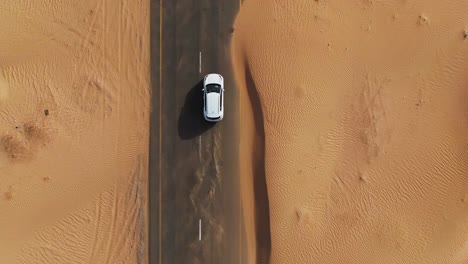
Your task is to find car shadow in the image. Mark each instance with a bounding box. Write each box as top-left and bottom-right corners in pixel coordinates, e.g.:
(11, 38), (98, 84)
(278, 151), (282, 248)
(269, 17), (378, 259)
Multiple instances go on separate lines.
(178, 80), (216, 140)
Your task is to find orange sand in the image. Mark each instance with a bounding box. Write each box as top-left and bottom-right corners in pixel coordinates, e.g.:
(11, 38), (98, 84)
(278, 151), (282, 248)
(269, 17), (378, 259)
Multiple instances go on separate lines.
(0, 1), (149, 263)
(233, 1), (468, 263)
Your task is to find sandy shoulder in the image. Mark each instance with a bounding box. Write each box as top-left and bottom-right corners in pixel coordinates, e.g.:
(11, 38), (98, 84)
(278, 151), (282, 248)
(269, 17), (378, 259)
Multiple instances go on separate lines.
(233, 1), (468, 263)
(0, 1), (149, 263)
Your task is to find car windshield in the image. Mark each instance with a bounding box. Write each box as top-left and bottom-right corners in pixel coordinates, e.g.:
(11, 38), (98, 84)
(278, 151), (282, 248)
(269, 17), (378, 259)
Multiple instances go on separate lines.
(206, 84), (221, 93)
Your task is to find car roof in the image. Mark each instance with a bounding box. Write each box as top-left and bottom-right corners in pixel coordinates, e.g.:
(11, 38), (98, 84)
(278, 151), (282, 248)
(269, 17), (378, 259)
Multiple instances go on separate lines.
(206, 92), (220, 117)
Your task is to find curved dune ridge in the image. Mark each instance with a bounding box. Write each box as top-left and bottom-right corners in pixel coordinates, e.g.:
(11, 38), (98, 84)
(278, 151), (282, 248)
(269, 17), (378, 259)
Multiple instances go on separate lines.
(232, 0), (468, 263)
(0, 1), (149, 263)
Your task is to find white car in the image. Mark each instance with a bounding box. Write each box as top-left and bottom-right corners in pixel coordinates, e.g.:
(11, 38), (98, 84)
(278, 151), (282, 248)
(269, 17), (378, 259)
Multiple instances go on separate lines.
(203, 73), (224, 122)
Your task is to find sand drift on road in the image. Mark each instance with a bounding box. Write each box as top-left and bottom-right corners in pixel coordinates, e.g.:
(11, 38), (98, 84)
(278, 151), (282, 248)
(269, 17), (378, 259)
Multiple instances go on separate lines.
(232, 1), (468, 263)
(0, 1), (149, 263)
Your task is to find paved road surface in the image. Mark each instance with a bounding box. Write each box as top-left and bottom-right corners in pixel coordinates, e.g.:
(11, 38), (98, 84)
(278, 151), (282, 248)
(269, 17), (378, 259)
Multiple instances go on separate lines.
(149, 0), (244, 263)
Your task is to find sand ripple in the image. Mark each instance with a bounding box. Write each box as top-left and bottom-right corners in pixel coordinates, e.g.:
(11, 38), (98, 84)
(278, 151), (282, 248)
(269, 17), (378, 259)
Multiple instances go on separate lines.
(233, 0), (468, 263)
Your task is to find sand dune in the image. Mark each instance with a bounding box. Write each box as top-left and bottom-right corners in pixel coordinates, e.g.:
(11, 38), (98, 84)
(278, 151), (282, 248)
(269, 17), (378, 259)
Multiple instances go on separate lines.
(0, 1), (149, 263)
(232, 1), (468, 263)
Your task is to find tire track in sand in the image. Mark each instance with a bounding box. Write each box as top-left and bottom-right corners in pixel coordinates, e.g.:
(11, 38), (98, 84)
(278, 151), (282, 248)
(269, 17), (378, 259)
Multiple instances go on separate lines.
(87, 193), (103, 264)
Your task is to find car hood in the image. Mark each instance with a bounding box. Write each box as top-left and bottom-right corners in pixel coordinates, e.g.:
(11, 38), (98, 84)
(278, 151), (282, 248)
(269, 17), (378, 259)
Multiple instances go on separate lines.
(206, 92), (220, 117)
(204, 74), (223, 86)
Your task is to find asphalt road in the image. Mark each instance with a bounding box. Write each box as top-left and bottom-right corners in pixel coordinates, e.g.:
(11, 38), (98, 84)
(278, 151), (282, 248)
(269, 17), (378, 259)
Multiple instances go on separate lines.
(149, 0), (244, 263)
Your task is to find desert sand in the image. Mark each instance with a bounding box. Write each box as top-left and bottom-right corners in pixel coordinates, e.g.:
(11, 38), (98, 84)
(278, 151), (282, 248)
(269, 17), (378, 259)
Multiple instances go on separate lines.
(233, 1), (468, 263)
(0, 1), (149, 263)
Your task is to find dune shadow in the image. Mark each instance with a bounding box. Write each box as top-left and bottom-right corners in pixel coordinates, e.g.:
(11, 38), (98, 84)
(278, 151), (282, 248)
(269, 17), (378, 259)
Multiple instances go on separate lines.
(178, 80), (215, 140)
(245, 65), (272, 264)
